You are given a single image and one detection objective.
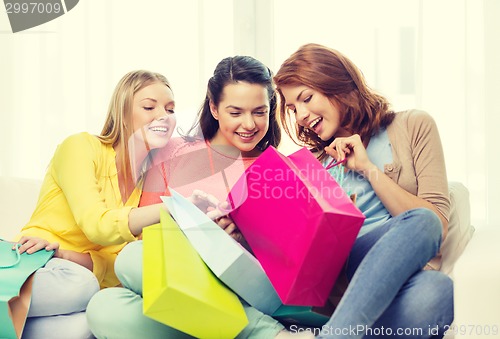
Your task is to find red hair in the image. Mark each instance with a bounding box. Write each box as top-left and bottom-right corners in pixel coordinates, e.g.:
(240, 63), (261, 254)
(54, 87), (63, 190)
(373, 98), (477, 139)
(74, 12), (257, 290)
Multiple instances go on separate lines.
(274, 43), (394, 159)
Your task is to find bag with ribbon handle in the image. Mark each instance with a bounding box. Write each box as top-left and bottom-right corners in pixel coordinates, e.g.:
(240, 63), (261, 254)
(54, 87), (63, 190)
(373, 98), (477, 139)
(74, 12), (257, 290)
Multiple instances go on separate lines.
(0, 239), (54, 339)
(224, 146), (365, 307)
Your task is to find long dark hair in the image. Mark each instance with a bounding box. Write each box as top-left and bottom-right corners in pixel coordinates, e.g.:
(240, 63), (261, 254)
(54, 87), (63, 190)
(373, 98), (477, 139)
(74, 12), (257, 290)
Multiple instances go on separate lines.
(274, 43), (394, 159)
(187, 55), (280, 150)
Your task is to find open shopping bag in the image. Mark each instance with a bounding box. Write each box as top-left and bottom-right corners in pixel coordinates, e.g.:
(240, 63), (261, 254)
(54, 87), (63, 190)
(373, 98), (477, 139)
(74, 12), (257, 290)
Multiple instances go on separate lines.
(0, 240), (54, 339)
(226, 146), (365, 306)
(162, 190), (282, 315)
(142, 210), (248, 339)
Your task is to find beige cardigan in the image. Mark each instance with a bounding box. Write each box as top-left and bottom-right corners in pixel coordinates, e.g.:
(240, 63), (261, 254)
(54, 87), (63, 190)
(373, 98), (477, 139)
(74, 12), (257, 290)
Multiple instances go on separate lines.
(385, 109), (450, 223)
(386, 109), (450, 270)
(328, 109), (450, 304)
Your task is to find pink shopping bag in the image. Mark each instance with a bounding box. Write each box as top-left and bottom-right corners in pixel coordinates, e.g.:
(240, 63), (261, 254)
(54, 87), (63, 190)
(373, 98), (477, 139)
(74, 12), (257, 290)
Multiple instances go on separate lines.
(227, 147), (365, 306)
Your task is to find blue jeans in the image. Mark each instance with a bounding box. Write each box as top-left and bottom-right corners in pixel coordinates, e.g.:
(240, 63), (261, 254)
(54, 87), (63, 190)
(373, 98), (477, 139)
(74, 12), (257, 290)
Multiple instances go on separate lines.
(318, 208), (454, 339)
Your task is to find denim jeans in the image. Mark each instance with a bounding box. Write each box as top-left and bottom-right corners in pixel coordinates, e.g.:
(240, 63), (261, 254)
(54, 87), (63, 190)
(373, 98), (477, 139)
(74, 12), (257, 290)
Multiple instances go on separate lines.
(318, 208), (454, 339)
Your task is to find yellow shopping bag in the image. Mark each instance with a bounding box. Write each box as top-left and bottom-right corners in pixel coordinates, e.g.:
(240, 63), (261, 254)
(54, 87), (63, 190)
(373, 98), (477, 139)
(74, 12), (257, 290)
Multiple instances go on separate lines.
(143, 209), (248, 338)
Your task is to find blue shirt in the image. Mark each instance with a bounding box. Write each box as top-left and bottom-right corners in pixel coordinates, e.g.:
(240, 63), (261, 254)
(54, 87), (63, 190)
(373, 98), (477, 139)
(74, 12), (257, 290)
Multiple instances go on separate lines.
(325, 129), (393, 237)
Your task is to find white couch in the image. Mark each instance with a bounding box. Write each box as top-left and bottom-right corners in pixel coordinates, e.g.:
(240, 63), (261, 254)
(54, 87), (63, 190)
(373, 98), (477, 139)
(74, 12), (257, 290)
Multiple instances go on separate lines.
(1, 177), (499, 338)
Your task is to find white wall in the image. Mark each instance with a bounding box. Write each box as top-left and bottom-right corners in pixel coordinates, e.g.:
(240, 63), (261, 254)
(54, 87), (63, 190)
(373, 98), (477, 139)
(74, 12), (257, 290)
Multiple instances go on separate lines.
(0, 0), (233, 177)
(483, 0), (500, 229)
(1, 0), (498, 227)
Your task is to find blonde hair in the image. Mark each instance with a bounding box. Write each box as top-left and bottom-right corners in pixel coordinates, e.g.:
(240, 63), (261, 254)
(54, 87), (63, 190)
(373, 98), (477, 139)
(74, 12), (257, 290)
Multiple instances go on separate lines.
(97, 70), (171, 191)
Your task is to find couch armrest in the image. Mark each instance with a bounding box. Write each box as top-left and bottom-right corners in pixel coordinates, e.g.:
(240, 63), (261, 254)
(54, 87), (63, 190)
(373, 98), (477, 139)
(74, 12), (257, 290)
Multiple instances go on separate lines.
(452, 227), (500, 338)
(437, 182), (475, 275)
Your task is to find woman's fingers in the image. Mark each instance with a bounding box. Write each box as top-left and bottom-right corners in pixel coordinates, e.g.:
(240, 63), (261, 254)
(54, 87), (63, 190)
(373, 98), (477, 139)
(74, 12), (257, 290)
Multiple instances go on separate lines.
(325, 139), (350, 161)
(190, 189), (220, 211)
(326, 135), (362, 162)
(326, 134), (377, 174)
(334, 139), (354, 160)
(224, 222), (237, 235)
(18, 238), (49, 254)
(215, 216), (240, 237)
(212, 215), (244, 242)
(230, 229), (243, 243)
(45, 242), (60, 251)
(206, 208), (224, 220)
(14, 236), (60, 255)
(222, 220), (242, 241)
(16, 236), (31, 246)
(216, 216), (232, 230)
(324, 145), (339, 159)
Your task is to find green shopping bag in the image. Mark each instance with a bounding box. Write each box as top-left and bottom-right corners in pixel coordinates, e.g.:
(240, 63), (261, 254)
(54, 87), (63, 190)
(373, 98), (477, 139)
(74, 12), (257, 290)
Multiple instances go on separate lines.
(272, 303), (334, 327)
(143, 210), (248, 338)
(0, 239), (54, 339)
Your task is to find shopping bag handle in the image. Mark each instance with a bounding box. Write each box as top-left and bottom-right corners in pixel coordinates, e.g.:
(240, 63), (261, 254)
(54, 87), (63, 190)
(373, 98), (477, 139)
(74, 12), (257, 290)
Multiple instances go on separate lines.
(325, 157), (346, 170)
(0, 240), (21, 268)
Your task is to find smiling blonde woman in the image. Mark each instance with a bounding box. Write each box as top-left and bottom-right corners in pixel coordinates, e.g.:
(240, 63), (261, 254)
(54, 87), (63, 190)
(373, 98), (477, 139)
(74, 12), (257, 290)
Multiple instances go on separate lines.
(13, 70), (177, 338)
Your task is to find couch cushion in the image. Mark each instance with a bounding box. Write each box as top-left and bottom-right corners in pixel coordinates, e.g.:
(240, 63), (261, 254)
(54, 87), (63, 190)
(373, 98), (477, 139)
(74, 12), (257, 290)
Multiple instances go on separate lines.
(0, 176), (42, 240)
(453, 227), (500, 333)
(439, 181), (475, 274)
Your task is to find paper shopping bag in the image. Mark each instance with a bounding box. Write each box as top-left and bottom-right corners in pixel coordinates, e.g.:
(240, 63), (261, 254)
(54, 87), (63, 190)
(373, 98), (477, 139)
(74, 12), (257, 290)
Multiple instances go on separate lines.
(272, 303), (334, 327)
(227, 146), (365, 306)
(0, 240), (54, 339)
(142, 210), (248, 339)
(162, 190), (282, 315)
(272, 270), (348, 327)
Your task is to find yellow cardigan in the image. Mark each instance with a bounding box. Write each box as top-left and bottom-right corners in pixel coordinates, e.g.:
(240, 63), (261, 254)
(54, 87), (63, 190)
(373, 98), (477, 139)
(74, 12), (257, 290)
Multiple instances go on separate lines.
(18, 132), (140, 288)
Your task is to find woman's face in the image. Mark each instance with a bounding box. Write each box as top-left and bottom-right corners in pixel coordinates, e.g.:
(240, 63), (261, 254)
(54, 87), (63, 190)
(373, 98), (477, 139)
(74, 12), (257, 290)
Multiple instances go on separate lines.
(131, 81), (176, 150)
(210, 82), (270, 155)
(280, 85), (342, 141)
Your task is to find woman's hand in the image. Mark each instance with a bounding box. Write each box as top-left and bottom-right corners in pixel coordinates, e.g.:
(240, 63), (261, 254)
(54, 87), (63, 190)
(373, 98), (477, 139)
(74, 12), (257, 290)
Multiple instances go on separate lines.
(188, 189), (220, 214)
(15, 236), (93, 270)
(206, 201), (251, 250)
(16, 236), (60, 255)
(189, 192), (246, 243)
(214, 215), (244, 242)
(325, 134), (377, 177)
